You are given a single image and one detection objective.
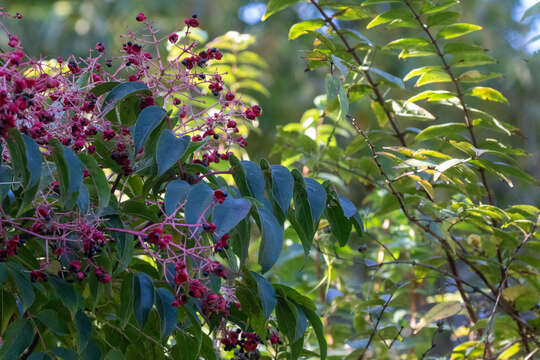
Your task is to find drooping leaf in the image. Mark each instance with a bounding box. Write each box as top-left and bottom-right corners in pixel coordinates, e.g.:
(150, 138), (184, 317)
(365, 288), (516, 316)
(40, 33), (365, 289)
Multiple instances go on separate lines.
(290, 170), (315, 254)
(75, 310), (92, 352)
(133, 272), (155, 327)
(50, 276), (78, 314)
(6, 128), (28, 187)
(156, 130), (190, 176)
(250, 271), (277, 320)
(22, 134), (42, 187)
(78, 153), (110, 212)
(257, 200), (284, 273)
(0, 318), (34, 359)
(133, 105), (167, 152)
(164, 180), (191, 216)
(304, 178), (327, 224)
(185, 181), (214, 227)
(213, 196), (252, 238)
(155, 288), (178, 339)
(270, 165), (294, 216)
(6, 262), (35, 310)
(241, 161), (265, 200)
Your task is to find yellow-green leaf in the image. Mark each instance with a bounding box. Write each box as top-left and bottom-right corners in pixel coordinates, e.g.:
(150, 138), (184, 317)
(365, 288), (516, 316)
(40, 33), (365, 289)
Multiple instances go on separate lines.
(437, 23), (482, 39)
(263, 0), (299, 21)
(467, 87), (508, 103)
(288, 19), (325, 40)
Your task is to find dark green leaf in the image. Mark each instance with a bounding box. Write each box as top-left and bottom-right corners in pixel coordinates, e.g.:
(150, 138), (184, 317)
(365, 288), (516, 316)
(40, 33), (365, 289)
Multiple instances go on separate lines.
(134, 105), (167, 152)
(22, 134), (42, 187)
(304, 178), (327, 224)
(258, 200), (284, 273)
(79, 154), (110, 212)
(6, 128), (27, 187)
(303, 307), (327, 360)
(102, 82), (150, 109)
(241, 161), (265, 200)
(155, 288), (178, 339)
(290, 170), (314, 254)
(6, 262), (35, 310)
(75, 310), (92, 352)
(164, 180), (191, 216)
(270, 165), (294, 216)
(36, 309), (68, 335)
(90, 81), (120, 96)
(0, 318), (33, 359)
(185, 181), (213, 227)
(133, 272), (155, 327)
(50, 276), (78, 314)
(250, 271), (277, 320)
(77, 184), (90, 213)
(213, 196), (252, 238)
(156, 130), (190, 176)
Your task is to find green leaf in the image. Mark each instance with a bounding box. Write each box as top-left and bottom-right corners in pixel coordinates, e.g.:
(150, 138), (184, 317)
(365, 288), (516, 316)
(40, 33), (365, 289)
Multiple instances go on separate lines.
(164, 180), (191, 216)
(434, 158), (470, 181)
(458, 70), (502, 83)
(368, 67), (405, 88)
(406, 90), (456, 104)
(250, 271), (277, 320)
(288, 19), (325, 40)
(404, 66), (451, 87)
(384, 38), (431, 50)
(426, 11), (460, 27)
(50, 276), (78, 314)
(213, 196), (252, 238)
(78, 153), (110, 212)
(155, 288), (178, 339)
(52, 347), (78, 360)
(414, 301), (463, 333)
(415, 123), (466, 142)
(258, 201), (284, 273)
(6, 262), (35, 310)
(270, 165), (294, 216)
(134, 105), (167, 152)
(133, 272), (155, 327)
(104, 349), (126, 360)
(90, 81), (120, 96)
(290, 170), (315, 254)
(303, 307), (327, 360)
(118, 273), (134, 328)
(437, 23), (482, 39)
(230, 154), (251, 197)
(304, 178), (327, 224)
(77, 184), (90, 213)
(262, 0), (299, 21)
(75, 310), (92, 352)
(156, 130), (190, 176)
(121, 200), (159, 222)
(366, 8), (412, 29)
(0, 166), (12, 202)
(467, 87), (508, 103)
(185, 181), (213, 227)
(241, 161), (266, 200)
(102, 82), (150, 109)
(22, 134), (42, 187)
(6, 128), (27, 187)
(325, 192), (352, 246)
(0, 318), (34, 359)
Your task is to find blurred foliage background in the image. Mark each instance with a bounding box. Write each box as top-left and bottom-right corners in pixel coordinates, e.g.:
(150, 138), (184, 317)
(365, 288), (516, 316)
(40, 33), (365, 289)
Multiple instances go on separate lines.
(2, 0), (540, 357)
(3, 0), (539, 209)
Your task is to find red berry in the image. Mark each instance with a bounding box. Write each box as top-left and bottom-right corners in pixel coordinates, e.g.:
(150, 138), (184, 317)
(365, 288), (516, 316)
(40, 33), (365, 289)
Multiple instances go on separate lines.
(136, 12), (146, 22)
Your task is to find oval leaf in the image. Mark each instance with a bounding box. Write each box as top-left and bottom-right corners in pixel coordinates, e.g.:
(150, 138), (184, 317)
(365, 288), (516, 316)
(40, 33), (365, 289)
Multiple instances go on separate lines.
(134, 105), (167, 152)
(156, 130), (190, 176)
